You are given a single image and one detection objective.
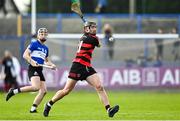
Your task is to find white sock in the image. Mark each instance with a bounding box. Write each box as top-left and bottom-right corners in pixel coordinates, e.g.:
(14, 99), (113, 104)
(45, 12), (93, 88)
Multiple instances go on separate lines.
(30, 106), (36, 111)
(47, 102), (52, 107)
(13, 89), (19, 94)
(107, 108), (111, 113)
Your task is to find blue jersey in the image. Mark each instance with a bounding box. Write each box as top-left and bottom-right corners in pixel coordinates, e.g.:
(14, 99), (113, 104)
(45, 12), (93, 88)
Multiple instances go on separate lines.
(28, 40), (49, 64)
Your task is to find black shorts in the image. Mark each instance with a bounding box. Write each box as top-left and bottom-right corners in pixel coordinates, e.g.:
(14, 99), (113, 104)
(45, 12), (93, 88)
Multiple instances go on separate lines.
(68, 62), (97, 81)
(28, 65), (45, 81)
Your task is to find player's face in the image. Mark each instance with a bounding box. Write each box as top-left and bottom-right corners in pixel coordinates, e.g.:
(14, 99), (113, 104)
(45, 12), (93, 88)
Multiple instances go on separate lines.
(38, 31), (48, 42)
(84, 26), (90, 33)
(90, 25), (97, 34)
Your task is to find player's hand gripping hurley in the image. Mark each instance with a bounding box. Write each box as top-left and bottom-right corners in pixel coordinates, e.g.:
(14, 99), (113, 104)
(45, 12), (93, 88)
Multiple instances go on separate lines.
(30, 59), (56, 70)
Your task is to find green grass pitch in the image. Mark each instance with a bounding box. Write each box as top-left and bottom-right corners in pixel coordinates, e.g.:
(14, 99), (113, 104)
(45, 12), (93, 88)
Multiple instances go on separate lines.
(0, 90), (180, 120)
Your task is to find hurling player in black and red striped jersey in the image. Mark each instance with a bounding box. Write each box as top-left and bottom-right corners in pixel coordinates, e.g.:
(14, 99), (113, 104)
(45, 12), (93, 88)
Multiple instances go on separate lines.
(43, 22), (119, 117)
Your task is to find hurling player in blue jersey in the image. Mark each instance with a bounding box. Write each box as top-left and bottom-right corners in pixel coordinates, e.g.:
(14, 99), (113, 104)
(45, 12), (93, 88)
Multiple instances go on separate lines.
(6, 28), (56, 113)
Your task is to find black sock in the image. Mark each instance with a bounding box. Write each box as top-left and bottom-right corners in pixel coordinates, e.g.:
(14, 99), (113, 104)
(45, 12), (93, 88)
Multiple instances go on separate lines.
(18, 88), (21, 93)
(49, 100), (54, 106)
(105, 105), (110, 111)
(33, 104), (37, 107)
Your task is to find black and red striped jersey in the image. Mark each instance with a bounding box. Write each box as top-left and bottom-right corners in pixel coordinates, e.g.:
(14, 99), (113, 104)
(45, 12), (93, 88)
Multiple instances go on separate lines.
(73, 33), (100, 67)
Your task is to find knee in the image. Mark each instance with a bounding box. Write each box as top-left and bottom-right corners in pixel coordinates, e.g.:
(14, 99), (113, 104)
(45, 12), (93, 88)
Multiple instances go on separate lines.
(95, 84), (104, 92)
(32, 86), (40, 91)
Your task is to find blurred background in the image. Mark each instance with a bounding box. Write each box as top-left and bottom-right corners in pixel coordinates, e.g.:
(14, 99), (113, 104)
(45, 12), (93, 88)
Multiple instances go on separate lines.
(0, 0), (180, 91)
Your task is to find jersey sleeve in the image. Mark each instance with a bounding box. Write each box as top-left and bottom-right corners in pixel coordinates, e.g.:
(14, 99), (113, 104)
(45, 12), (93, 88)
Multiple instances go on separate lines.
(28, 42), (36, 52)
(93, 36), (100, 47)
(88, 34), (100, 47)
(80, 35), (87, 41)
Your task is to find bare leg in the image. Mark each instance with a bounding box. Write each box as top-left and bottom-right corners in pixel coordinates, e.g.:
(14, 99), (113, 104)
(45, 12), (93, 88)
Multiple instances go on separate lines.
(86, 73), (119, 117)
(86, 73), (110, 106)
(51, 78), (77, 103)
(30, 81), (47, 112)
(20, 76), (41, 92)
(43, 78), (77, 117)
(33, 81), (47, 105)
(6, 76), (41, 101)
